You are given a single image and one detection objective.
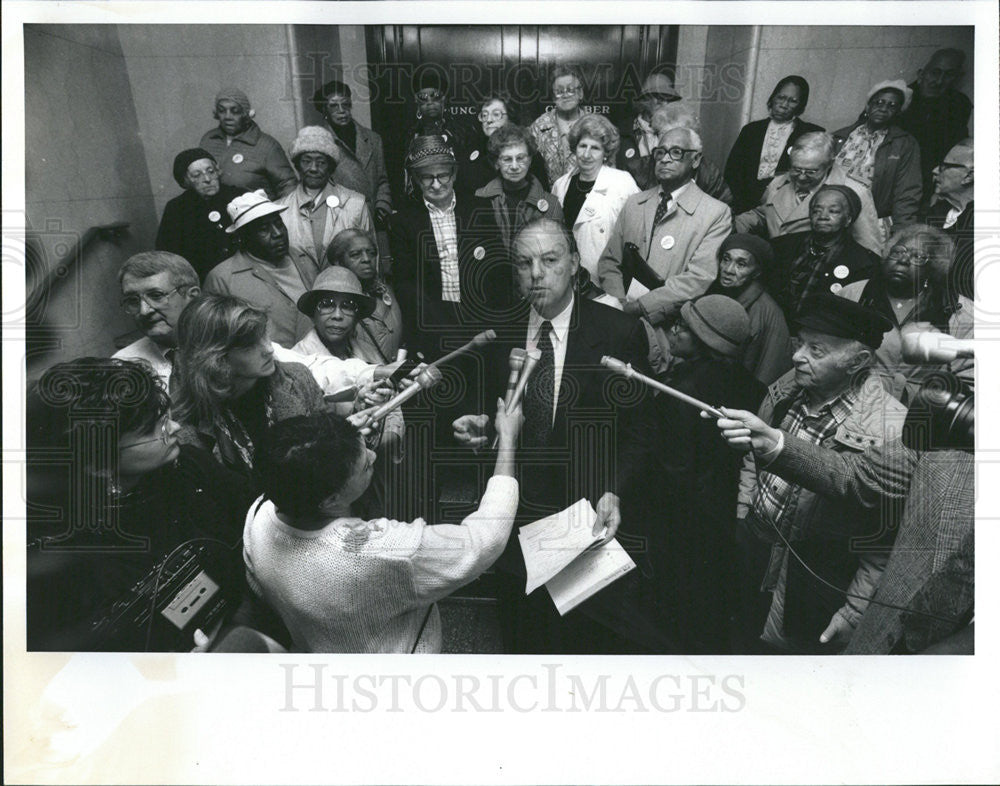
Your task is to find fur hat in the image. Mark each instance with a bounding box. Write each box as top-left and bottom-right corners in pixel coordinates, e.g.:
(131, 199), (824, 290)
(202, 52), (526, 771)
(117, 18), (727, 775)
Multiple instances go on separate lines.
(289, 126), (339, 163)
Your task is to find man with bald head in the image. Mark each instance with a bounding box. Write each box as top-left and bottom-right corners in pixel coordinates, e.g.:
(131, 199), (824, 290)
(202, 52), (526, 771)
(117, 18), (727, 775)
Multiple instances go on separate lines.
(922, 138), (974, 298)
(899, 48), (973, 199)
(598, 126), (731, 368)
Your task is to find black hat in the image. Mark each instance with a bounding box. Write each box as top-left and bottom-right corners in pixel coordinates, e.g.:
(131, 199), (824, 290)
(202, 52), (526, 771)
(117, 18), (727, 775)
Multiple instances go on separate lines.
(173, 148), (216, 188)
(793, 293), (892, 349)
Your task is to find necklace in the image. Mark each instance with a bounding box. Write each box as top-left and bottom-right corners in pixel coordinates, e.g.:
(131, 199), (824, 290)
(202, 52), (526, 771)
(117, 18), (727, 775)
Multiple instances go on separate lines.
(573, 175), (596, 193)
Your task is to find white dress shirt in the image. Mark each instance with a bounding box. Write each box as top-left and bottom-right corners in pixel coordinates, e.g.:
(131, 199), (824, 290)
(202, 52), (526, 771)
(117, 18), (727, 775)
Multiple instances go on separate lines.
(526, 294), (574, 423)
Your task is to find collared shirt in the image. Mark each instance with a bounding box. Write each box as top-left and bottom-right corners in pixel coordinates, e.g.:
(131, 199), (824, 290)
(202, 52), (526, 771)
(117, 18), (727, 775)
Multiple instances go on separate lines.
(526, 294), (574, 422)
(834, 125), (888, 189)
(113, 336), (174, 390)
(425, 195), (461, 303)
(757, 119), (795, 179)
(750, 386), (858, 538)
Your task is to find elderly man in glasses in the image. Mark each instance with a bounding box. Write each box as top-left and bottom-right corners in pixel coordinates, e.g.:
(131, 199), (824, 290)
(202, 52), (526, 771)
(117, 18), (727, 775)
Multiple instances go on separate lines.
(114, 251), (202, 390)
(597, 127), (731, 370)
(387, 134), (508, 360)
(734, 132), (882, 255)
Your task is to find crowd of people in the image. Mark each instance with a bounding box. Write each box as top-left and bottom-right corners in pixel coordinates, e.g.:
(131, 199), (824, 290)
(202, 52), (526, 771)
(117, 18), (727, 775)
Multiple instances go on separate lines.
(25, 48), (975, 655)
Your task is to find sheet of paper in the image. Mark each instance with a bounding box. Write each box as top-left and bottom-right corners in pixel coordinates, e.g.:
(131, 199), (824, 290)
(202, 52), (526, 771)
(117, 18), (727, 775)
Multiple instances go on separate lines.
(518, 499), (599, 595)
(626, 279), (650, 300)
(545, 538), (636, 616)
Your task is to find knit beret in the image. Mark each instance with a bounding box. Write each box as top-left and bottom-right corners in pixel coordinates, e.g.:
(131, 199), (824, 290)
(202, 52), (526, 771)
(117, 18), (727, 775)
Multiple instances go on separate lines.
(289, 126), (339, 163)
(172, 148), (216, 188)
(405, 135), (456, 170)
(215, 88), (252, 114)
(811, 184), (862, 221)
(719, 233), (774, 269)
(793, 293), (892, 349)
(680, 294), (750, 359)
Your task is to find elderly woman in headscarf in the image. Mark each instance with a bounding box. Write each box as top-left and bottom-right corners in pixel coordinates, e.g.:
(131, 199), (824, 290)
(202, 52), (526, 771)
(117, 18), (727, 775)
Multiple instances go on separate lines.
(276, 126), (373, 275)
(705, 234), (792, 386)
(199, 88), (297, 199)
(833, 80), (922, 235)
(155, 148), (244, 280)
(325, 228), (402, 363)
(725, 75), (825, 213)
(836, 223), (972, 403)
(769, 184), (880, 318)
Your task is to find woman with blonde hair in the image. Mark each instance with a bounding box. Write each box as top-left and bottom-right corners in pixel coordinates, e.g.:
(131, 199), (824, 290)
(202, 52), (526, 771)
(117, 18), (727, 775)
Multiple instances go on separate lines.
(174, 293), (327, 480)
(550, 113), (639, 278)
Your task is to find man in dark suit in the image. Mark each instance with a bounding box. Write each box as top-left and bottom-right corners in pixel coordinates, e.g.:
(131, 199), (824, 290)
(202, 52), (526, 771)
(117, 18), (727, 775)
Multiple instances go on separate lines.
(452, 218), (654, 653)
(388, 134), (512, 360)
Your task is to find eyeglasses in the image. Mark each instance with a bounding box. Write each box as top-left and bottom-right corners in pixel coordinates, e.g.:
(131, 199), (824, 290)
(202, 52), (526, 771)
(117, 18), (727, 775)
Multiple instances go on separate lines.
(315, 297), (360, 316)
(789, 166), (824, 177)
(669, 318), (692, 334)
(326, 99), (352, 110)
(416, 170), (455, 187)
(554, 86), (581, 98)
(869, 98), (901, 110)
(499, 153), (530, 166)
(120, 287), (182, 315)
(652, 146), (698, 162)
(416, 90), (444, 103)
(478, 110), (507, 122)
(887, 244), (931, 266)
(187, 166), (219, 182)
(120, 413), (173, 449)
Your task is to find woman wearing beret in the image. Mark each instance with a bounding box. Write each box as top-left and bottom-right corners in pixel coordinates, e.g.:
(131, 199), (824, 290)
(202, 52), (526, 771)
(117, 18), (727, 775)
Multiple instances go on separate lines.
(833, 80), (923, 232)
(155, 148), (244, 281)
(199, 88), (297, 200)
(706, 234), (792, 386)
(276, 126), (373, 275)
(769, 184), (880, 318)
(724, 76), (825, 214)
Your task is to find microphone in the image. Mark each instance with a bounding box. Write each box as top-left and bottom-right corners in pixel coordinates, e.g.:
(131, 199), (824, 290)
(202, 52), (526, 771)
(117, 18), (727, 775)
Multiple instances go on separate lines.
(507, 348), (542, 411)
(429, 329), (497, 370)
(900, 328), (974, 364)
(601, 356), (724, 418)
(362, 365), (443, 426)
(503, 348), (528, 408)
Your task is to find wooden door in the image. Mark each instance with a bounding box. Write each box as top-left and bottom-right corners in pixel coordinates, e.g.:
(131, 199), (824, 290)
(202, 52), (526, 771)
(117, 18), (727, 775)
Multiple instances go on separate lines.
(365, 25), (678, 198)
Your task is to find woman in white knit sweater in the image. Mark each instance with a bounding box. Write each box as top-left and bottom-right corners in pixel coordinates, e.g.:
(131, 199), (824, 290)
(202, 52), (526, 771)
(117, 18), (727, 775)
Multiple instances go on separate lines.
(243, 402), (522, 653)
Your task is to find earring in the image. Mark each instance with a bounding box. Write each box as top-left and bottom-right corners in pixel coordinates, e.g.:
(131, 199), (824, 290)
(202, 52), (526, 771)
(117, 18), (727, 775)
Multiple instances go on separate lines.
(416, 109), (423, 120)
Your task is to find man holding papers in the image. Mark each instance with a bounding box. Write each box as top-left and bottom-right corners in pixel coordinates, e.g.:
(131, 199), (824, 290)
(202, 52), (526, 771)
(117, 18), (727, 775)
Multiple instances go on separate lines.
(452, 218), (651, 653)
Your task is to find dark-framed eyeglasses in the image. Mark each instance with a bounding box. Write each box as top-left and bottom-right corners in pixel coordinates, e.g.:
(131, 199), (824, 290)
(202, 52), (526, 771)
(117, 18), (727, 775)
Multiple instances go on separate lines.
(886, 244), (931, 266)
(315, 297), (360, 316)
(652, 146), (698, 162)
(478, 109), (507, 122)
(789, 166), (824, 177)
(416, 170), (456, 187)
(187, 166), (220, 182)
(119, 412), (173, 449)
(554, 86), (582, 98)
(120, 287), (182, 315)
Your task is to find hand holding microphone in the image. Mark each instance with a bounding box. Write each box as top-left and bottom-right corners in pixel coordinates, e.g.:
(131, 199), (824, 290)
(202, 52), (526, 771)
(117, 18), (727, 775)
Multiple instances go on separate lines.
(489, 348), (541, 449)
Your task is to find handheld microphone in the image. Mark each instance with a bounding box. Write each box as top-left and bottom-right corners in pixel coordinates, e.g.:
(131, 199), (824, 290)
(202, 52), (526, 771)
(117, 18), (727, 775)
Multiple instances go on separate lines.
(362, 365), (443, 426)
(601, 356), (724, 418)
(429, 329), (497, 370)
(507, 348), (542, 411)
(503, 348), (528, 408)
(900, 328), (974, 364)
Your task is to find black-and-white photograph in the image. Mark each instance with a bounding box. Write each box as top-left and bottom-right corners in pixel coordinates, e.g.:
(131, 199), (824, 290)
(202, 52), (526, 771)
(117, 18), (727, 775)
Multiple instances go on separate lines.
(4, 2), (998, 783)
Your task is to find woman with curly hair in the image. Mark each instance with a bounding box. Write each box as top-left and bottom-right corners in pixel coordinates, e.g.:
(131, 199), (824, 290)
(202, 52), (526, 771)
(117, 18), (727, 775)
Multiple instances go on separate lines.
(26, 357), (252, 650)
(173, 293), (327, 480)
(550, 113), (639, 278)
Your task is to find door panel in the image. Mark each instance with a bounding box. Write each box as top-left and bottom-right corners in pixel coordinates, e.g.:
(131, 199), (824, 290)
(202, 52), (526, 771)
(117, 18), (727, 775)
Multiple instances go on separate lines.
(365, 25), (678, 198)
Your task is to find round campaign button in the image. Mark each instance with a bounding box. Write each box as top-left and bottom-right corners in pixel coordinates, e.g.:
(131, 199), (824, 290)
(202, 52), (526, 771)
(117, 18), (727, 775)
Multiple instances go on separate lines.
(625, 148), (636, 159)
(208, 210), (221, 223)
(473, 246), (486, 260)
(537, 198), (549, 213)
(232, 153), (244, 164)
(830, 282), (843, 294)
(326, 194), (341, 209)
(469, 150), (480, 161)
(660, 235), (675, 250)
(833, 264), (850, 280)
(442, 134), (449, 142)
